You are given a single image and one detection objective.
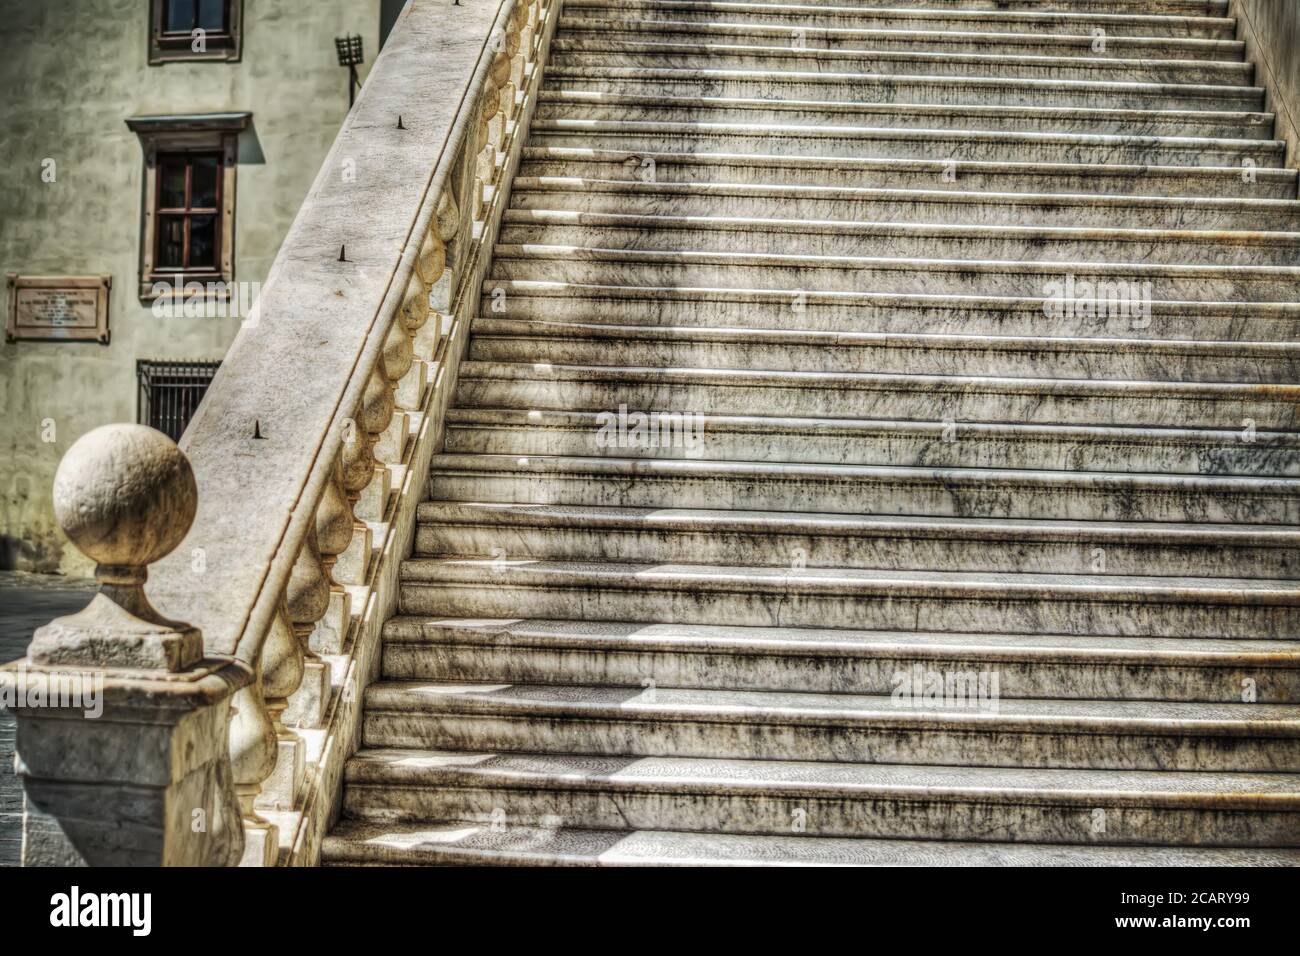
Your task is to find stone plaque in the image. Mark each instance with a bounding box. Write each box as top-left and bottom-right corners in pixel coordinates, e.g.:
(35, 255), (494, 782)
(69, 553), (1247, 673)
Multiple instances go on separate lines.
(6, 274), (111, 344)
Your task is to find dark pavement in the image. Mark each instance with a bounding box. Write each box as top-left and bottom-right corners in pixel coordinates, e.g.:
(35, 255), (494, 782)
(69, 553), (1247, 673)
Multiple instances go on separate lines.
(0, 572), (96, 867)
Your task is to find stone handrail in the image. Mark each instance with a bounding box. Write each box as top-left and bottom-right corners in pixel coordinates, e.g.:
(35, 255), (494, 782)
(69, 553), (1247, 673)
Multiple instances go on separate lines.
(2, 0), (560, 866)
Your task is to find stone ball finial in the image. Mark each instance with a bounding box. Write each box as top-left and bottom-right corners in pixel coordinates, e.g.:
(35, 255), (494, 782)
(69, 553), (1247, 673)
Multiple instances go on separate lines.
(32, 424), (203, 671)
(52, 423), (197, 576)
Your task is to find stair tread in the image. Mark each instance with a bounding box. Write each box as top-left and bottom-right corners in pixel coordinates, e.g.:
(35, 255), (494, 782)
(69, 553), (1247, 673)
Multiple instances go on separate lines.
(532, 117), (1279, 148)
(344, 747), (1300, 799)
(524, 145), (1296, 179)
(566, 0), (1227, 15)
(363, 680), (1300, 727)
(502, 208), (1300, 243)
(460, 359), (1300, 397)
(331, 0), (1300, 863)
(512, 176), (1300, 211)
(554, 19), (1244, 54)
(430, 452), (1300, 490)
(383, 615), (1300, 660)
(549, 38), (1254, 73)
(494, 243), (1300, 275)
(561, 0), (1237, 33)
(482, 280), (1300, 319)
(322, 820), (1300, 866)
(446, 407), (1300, 440)
(402, 556), (1300, 600)
(472, 318), (1300, 353)
(546, 66), (1262, 96)
(416, 500), (1300, 541)
(488, 276), (1300, 300)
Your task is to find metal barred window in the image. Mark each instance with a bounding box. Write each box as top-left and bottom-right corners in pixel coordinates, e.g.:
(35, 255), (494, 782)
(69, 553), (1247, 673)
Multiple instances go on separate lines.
(136, 360), (221, 442)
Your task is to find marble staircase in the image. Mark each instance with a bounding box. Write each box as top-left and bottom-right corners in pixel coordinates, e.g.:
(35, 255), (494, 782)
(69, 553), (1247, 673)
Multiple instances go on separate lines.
(322, 0), (1300, 865)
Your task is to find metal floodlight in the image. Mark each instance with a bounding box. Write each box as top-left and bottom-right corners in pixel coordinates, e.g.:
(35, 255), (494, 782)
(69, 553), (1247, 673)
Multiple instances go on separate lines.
(335, 34), (365, 107)
(335, 34), (364, 67)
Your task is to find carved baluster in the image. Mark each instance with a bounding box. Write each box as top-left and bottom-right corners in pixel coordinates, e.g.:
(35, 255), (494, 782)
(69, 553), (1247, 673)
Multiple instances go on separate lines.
(458, 126), (476, 245)
(397, 229), (447, 409)
(498, 5), (526, 123)
(375, 313), (413, 465)
(423, 218), (450, 307)
(303, 459), (356, 659)
(384, 304), (416, 386)
(420, 228), (447, 292)
(437, 189), (460, 250)
(337, 412), (376, 584)
(436, 189), (460, 297)
(395, 284), (426, 412)
(487, 48), (511, 154)
(518, 0), (539, 70)
(253, 605), (305, 813)
(419, 194), (459, 377)
(285, 522), (334, 728)
(473, 89), (496, 220)
(351, 363), (395, 524)
(229, 669), (280, 865)
(475, 65), (507, 220)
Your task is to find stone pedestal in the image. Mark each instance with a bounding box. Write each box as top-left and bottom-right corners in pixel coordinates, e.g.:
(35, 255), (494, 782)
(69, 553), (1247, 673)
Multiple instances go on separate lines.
(1, 423), (253, 867)
(4, 659), (248, 866)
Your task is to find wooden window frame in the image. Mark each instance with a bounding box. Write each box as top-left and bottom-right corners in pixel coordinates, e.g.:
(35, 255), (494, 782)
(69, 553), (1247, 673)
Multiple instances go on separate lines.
(149, 0), (244, 64)
(126, 113), (250, 301)
(155, 151), (225, 275)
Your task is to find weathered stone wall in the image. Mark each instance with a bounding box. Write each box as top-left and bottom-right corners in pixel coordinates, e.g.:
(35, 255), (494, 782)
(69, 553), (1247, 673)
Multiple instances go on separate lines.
(1234, 0), (1300, 173)
(0, 0), (382, 573)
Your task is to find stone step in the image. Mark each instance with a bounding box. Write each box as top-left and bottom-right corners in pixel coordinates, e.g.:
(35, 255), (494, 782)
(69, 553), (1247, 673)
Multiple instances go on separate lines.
(559, 0), (1238, 39)
(510, 178), (1300, 231)
(381, 616), (1300, 702)
(732, 0), (1229, 10)
(441, 408), (1300, 476)
(427, 453), (1300, 524)
(519, 148), (1298, 198)
(465, 318), (1300, 384)
(399, 557), (1300, 639)
(553, 16), (1246, 61)
(547, 41), (1253, 87)
(529, 120), (1284, 168)
(455, 361), (1300, 429)
(535, 93), (1275, 139)
(499, 210), (1300, 267)
(339, 749), (1300, 845)
(330, 0), (1300, 866)
(489, 245), (1300, 300)
(742, 0), (1228, 12)
(546, 67), (1265, 112)
(481, 280), (1300, 341)
(361, 680), (1300, 771)
(321, 820), (1300, 866)
(414, 502), (1300, 580)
